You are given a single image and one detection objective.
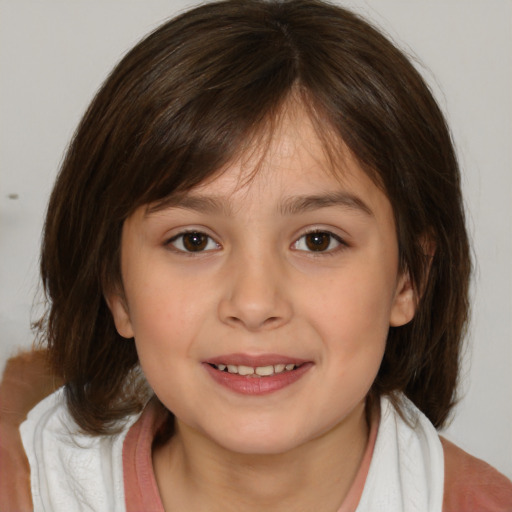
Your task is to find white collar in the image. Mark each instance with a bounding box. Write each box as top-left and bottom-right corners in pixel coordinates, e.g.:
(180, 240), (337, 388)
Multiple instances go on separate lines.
(355, 395), (444, 512)
(21, 389), (444, 512)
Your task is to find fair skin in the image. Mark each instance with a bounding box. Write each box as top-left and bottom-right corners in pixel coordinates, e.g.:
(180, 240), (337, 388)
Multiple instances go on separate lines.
(108, 103), (416, 511)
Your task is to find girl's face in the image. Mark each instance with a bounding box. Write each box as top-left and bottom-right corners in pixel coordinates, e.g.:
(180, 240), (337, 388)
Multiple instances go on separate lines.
(109, 105), (415, 455)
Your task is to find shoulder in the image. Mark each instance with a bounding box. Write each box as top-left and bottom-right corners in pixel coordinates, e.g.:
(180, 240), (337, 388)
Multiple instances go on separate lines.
(441, 436), (512, 512)
(20, 386), (140, 510)
(0, 350), (61, 511)
(0, 349), (142, 511)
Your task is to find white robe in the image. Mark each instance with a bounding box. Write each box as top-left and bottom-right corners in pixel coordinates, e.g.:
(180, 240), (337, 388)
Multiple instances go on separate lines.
(21, 389), (444, 511)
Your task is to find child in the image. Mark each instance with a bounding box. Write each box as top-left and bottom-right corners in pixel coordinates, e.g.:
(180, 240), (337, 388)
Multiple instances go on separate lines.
(2, 0), (511, 510)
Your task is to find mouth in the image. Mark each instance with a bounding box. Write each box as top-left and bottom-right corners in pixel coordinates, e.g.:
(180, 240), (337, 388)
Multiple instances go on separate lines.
(203, 356), (312, 395)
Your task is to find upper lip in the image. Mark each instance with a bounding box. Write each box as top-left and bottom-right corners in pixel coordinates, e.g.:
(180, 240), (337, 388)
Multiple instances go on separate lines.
(204, 353), (310, 367)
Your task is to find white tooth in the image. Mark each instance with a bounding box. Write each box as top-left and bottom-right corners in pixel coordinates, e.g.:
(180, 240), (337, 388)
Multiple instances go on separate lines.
(227, 365), (238, 374)
(255, 365), (274, 376)
(217, 364), (226, 371)
(238, 365), (255, 376)
(274, 364), (286, 373)
(285, 364), (295, 371)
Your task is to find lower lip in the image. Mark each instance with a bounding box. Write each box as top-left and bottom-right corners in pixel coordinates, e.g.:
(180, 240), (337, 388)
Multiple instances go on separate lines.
(203, 363), (313, 395)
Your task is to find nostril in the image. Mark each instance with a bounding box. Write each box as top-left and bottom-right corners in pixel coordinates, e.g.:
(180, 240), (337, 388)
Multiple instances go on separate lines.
(225, 314), (282, 330)
(218, 291), (293, 331)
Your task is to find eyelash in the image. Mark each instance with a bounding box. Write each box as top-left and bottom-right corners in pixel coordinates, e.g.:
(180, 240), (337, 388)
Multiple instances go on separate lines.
(166, 231), (220, 254)
(166, 229), (347, 256)
(291, 230), (347, 255)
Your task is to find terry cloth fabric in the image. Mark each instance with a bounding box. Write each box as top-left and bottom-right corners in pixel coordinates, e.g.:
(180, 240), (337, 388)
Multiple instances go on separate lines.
(20, 389), (448, 512)
(20, 388), (138, 511)
(355, 396), (444, 511)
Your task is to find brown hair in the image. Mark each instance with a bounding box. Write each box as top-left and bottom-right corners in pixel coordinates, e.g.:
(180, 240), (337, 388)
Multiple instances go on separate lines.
(39, 0), (470, 434)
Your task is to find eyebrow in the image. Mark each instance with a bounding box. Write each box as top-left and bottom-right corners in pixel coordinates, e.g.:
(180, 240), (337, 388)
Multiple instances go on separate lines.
(278, 192), (374, 217)
(148, 191), (373, 217)
(148, 195), (232, 216)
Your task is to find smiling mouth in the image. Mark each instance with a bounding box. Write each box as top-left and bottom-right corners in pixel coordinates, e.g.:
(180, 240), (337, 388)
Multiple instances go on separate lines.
(204, 360), (312, 394)
(209, 363), (300, 377)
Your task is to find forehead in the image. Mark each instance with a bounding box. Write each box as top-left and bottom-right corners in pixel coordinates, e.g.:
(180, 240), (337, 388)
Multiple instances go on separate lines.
(149, 102), (390, 220)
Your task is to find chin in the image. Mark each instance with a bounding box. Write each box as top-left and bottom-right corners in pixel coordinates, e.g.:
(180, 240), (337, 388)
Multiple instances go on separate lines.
(202, 420), (313, 456)
(217, 435), (303, 456)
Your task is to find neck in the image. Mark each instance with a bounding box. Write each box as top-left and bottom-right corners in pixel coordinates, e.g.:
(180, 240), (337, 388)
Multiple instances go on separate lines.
(153, 402), (371, 512)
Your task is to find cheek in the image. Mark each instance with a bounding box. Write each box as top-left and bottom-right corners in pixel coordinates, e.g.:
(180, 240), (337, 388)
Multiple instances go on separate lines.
(299, 258), (395, 386)
(305, 263), (396, 340)
(128, 285), (202, 410)
(126, 256), (208, 329)
(126, 273), (218, 371)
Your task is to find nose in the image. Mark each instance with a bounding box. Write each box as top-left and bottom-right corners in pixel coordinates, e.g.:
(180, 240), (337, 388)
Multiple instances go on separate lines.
(218, 250), (293, 332)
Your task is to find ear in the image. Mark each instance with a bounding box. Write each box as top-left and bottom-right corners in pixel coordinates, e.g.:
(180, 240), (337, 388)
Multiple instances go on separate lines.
(390, 234), (436, 327)
(389, 270), (417, 327)
(105, 291), (134, 339)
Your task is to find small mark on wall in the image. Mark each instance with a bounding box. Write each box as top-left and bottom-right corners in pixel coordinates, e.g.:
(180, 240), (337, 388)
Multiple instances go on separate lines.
(7, 193), (19, 200)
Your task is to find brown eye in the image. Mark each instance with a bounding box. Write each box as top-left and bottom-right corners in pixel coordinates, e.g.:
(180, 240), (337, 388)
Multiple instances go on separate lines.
(305, 232), (331, 251)
(169, 231), (219, 252)
(184, 232), (207, 251)
(293, 231), (343, 253)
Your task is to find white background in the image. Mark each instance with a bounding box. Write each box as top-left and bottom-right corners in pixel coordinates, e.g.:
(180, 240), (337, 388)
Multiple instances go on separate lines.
(1, 0), (511, 479)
